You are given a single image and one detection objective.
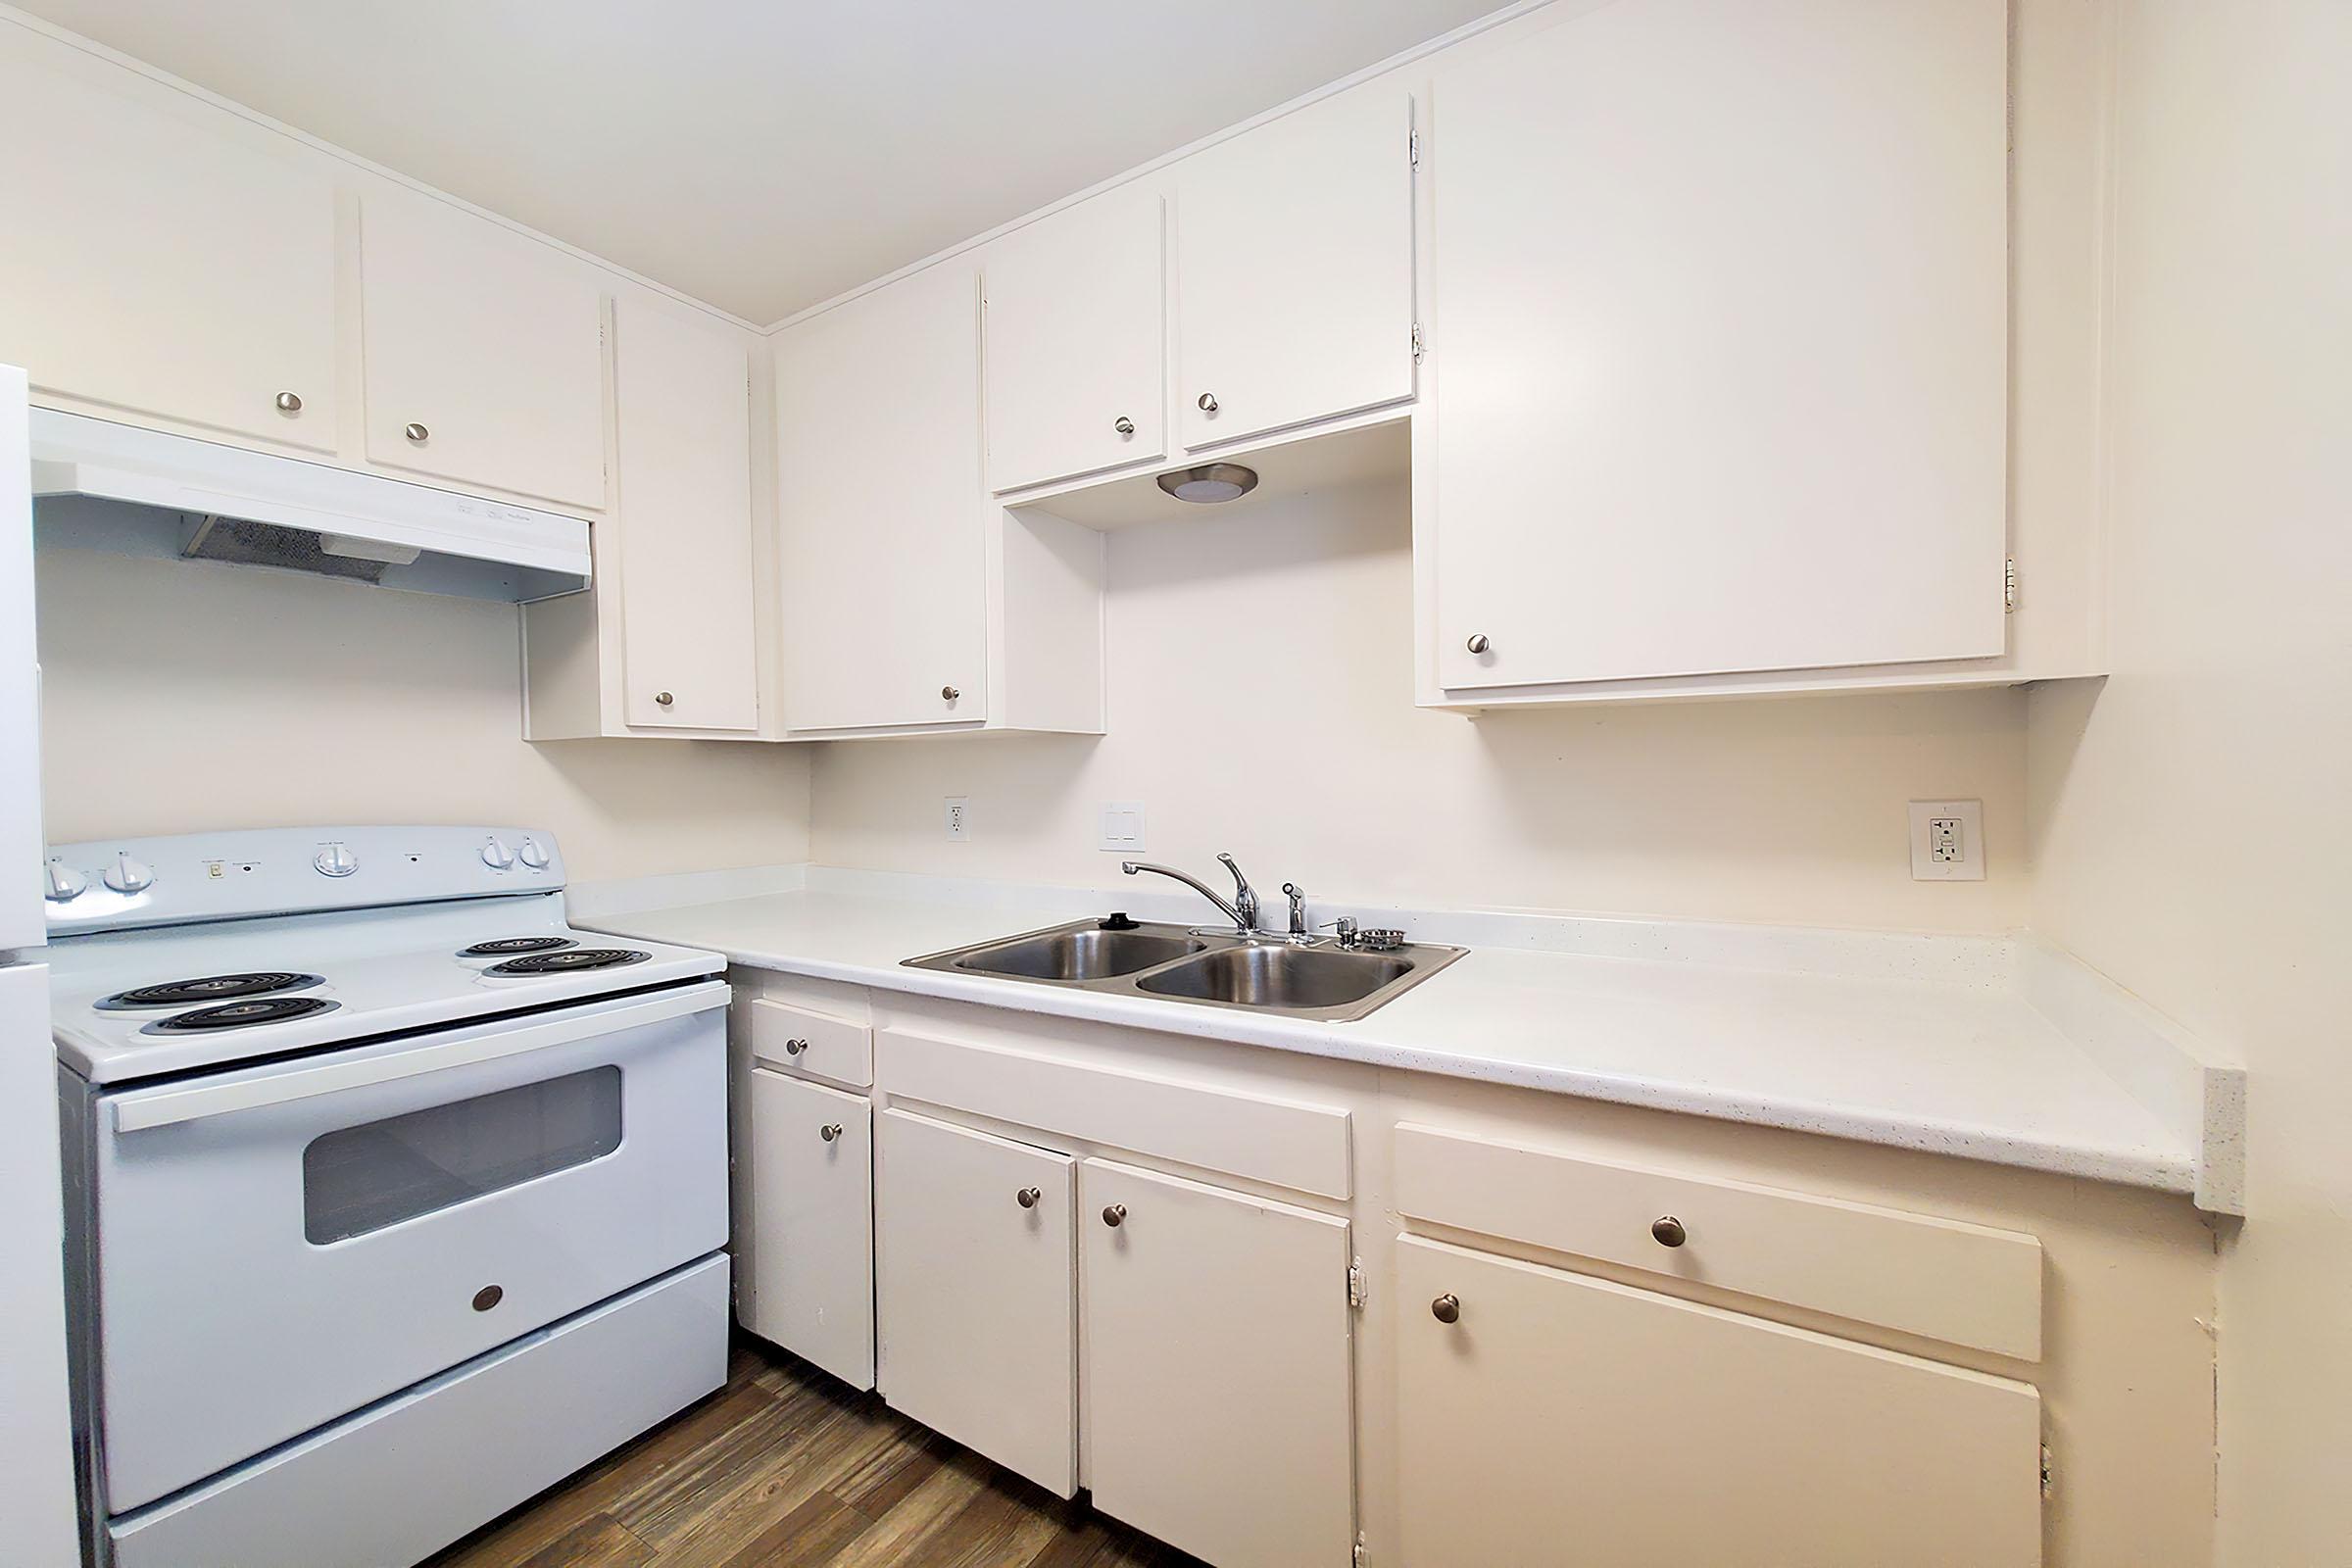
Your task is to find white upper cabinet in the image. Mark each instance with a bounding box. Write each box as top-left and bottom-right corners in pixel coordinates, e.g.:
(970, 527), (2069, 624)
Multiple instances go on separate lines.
(1174, 85), (1417, 452)
(774, 264), (988, 733)
(611, 298), (760, 731)
(360, 192), (609, 510)
(1430, 0), (2009, 693)
(982, 185), (1165, 492)
(0, 41), (337, 451)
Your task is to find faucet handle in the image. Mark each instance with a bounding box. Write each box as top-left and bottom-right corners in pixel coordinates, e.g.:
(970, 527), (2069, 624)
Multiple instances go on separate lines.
(1321, 915), (1361, 949)
(1216, 853), (1258, 923)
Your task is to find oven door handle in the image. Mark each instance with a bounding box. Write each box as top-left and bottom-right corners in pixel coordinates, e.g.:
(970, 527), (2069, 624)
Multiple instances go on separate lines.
(111, 981), (729, 1133)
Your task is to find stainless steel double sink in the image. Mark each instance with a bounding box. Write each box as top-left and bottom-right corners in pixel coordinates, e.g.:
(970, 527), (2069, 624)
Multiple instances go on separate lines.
(903, 918), (1466, 1024)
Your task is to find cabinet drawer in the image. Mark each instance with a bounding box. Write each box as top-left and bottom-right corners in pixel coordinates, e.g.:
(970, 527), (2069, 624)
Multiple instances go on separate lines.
(1395, 1123), (2041, 1359)
(882, 1028), (1350, 1199)
(747, 996), (873, 1089)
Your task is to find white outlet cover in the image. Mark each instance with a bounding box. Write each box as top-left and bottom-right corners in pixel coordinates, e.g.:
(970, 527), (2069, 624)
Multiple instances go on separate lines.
(944, 796), (969, 843)
(1099, 801), (1147, 854)
(1907, 799), (1984, 882)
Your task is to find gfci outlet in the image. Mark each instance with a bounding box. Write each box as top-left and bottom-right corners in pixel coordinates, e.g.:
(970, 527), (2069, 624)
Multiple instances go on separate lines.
(1907, 799), (1984, 882)
(943, 797), (969, 843)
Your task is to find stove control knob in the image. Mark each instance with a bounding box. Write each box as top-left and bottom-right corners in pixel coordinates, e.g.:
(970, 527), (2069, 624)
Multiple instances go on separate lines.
(313, 844), (359, 878)
(102, 854), (153, 895)
(516, 838), (551, 870)
(480, 839), (515, 870)
(43, 862), (88, 903)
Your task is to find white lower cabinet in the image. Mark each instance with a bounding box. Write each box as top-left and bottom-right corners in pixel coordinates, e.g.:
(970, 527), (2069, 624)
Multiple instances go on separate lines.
(1080, 1158), (1355, 1568)
(742, 1068), (873, 1388)
(874, 1109), (1078, 1494)
(1395, 1235), (2044, 1568)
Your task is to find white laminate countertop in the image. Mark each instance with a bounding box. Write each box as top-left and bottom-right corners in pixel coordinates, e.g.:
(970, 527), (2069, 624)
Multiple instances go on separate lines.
(572, 866), (2243, 1211)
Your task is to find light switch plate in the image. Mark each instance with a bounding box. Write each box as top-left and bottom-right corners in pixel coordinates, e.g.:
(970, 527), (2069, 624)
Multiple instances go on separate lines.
(1099, 801), (1147, 854)
(1908, 799), (1984, 881)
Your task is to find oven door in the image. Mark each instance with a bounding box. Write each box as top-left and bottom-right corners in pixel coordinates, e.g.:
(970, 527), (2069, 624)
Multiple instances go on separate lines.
(89, 980), (728, 1514)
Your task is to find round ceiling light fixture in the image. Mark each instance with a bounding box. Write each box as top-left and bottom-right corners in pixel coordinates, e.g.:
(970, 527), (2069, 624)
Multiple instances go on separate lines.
(1155, 463), (1259, 504)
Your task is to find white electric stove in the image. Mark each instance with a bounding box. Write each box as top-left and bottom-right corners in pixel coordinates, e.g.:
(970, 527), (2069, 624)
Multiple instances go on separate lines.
(47, 825), (733, 1568)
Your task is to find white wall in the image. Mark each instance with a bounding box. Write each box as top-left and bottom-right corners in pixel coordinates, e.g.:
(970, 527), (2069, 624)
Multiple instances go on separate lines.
(34, 545), (811, 878)
(2022, 2), (2352, 1560)
(817, 482), (2032, 932)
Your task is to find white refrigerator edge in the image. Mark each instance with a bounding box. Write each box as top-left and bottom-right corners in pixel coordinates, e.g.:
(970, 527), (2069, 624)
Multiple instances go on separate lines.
(1, 363), (80, 1564)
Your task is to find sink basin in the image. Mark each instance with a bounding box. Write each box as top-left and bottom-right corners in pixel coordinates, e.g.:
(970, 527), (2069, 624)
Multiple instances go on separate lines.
(954, 927), (1204, 981)
(906, 917), (1465, 1023)
(1136, 945), (1411, 1010)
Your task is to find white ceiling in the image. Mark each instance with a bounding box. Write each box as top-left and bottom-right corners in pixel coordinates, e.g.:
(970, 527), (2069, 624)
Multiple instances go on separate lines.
(23, 0), (1504, 324)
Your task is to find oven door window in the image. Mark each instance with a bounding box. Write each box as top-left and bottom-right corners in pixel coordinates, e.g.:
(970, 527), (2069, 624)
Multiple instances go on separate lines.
(302, 1065), (624, 1244)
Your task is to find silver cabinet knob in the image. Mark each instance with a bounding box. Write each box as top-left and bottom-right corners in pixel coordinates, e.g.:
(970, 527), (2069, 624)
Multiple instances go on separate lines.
(1016, 1187), (1042, 1209)
(1197, 392), (1218, 414)
(403, 421), (429, 443)
(274, 390), (303, 413)
(655, 691), (674, 707)
(1651, 1215), (1688, 1249)
(941, 685), (960, 702)
(1113, 416), (1136, 436)
(783, 1037), (808, 1055)
(819, 1122), (845, 1143)
(1102, 1203), (1127, 1228)
(1432, 1293), (1461, 1324)
(1466, 634), (1491, 655)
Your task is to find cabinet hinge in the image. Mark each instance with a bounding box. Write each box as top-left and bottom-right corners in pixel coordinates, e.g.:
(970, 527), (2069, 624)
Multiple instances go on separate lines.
(1348, 1257), (1368, 1311)
(1408, 128), (1421, 169)
(2004, 557), (2019, 613)
(1354, 1532), (1369, 1567)
(1410, 322), (1425, 364)
(2040, 1442), (2054, 1500)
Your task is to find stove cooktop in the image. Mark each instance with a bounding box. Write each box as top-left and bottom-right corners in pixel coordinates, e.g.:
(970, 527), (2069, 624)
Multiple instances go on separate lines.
(49, 905), (723, 1086)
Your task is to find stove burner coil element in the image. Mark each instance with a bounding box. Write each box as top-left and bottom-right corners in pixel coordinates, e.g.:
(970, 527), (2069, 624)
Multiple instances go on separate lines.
(98, 972), (323, 1011)
(459, 937), (578, 957)
(140, 997), (341, 1034)
(481, 948), (650, 977)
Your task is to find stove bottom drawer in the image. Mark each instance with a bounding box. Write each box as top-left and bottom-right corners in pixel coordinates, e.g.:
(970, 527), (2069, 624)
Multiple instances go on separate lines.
(106, 1252), (729, 1568)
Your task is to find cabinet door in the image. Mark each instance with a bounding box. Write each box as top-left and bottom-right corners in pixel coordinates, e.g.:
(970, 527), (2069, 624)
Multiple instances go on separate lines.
(0, 43), (337, 450)
(1430, 0), (2008, 691)
(1396, 1237), (2042, 1567)
(1079, 1159), (1353, 1568)
(875, 1109), (1076, 1495)
(774, 265), (987, 731)
(360, 192), (608, 510)
(983, 185), (1165, 492)
(612, 299), (759, 730)
(744, 1069), (873, 1388)
(1174, 86), (1415, 451)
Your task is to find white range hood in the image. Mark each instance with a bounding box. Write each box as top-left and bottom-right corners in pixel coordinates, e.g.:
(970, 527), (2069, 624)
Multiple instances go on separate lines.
(28, 408), (591, 602)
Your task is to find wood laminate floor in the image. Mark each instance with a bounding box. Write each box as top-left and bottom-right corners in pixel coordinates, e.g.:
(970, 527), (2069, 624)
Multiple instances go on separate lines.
(423, 1338), (1202, 1568)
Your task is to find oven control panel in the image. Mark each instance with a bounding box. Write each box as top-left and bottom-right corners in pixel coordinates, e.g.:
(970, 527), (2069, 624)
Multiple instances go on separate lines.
(42, 826), (565, 935)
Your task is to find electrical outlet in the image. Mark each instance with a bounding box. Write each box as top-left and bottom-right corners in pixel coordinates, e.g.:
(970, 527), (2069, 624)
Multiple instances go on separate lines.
(943, 797), (969, 843)
(1908, 799), (1984, 881)
(1099, 801), (1147, 854)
